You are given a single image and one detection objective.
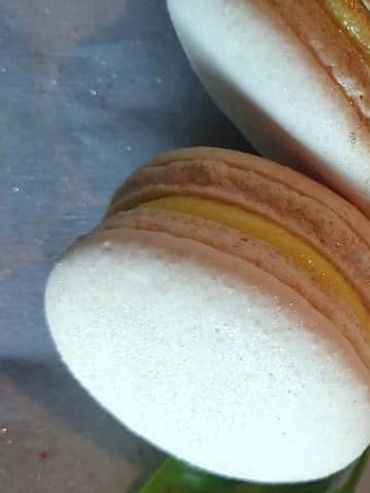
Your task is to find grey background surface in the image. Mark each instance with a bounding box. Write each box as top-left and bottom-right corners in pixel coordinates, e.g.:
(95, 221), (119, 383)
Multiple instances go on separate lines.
(0, 1), (368, 492)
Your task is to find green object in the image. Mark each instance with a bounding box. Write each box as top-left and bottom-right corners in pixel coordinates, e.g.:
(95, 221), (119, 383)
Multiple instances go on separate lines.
(138, 449), (369, 493)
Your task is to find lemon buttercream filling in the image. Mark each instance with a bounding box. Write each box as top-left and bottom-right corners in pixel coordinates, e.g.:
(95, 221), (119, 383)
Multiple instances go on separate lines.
(321, 0), (370, 65)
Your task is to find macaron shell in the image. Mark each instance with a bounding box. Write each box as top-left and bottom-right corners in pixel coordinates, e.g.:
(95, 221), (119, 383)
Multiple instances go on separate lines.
(45, 227), (370, 483)
(109, 147), (370, 244)
(167, 0), (370, 215)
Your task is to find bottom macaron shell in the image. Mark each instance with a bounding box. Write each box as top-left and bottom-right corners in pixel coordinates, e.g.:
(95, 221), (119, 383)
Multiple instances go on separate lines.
(45, 227), (370, 484)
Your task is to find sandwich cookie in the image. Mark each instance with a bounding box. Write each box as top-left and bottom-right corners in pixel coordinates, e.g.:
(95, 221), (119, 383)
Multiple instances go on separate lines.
(45, 147), (370, 484)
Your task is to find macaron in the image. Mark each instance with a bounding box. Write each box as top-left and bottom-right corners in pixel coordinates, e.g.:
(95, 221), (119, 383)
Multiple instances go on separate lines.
(45, 147), (370, 484)
(167, 0), (370, 216)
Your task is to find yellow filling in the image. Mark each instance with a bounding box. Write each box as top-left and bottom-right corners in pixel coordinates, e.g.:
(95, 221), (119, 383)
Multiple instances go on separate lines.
(321, 0), (370, 65)
(141, 195), (369, 334)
